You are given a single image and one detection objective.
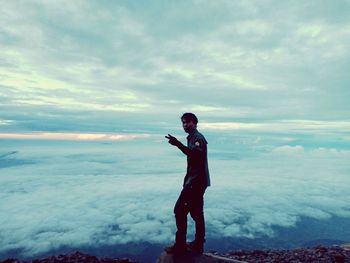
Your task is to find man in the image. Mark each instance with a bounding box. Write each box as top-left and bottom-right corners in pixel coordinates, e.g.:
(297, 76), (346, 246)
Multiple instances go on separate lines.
(165, 112), (210, 255)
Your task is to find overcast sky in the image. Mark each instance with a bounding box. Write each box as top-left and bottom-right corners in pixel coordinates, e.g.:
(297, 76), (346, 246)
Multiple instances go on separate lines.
(0, 0), (349, 137)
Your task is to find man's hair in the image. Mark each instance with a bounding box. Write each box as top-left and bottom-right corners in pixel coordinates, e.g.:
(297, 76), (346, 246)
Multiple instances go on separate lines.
(181, 112), (198, 124)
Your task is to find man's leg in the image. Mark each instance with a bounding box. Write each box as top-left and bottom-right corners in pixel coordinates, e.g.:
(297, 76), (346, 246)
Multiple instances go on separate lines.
(188, 187), (206, 253)
(174, 187), (191, 246)
(175, 210), (188, 247)
(165, 188), (190, 254)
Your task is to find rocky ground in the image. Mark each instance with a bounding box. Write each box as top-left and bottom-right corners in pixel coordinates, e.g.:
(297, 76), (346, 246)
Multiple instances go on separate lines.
(2, 245), (350, 263)
(0, 251), (138, 263)
(211, 245), (350, 263)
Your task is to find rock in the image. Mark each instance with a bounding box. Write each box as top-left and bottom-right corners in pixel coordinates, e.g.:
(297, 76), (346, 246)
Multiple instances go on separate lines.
(340, 244), (350, 251)
(1, 260), (21, 263)
(333, 254), (345, 263)
(156, 251), (246, 263)
(3, 245), (350, 263)
(315, 246), (328, 253)
(0, 251), (138, 263)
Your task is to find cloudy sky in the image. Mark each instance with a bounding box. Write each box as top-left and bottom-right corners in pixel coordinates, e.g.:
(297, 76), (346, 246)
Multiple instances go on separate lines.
(1, 0), (349, 136)
(1, 0), (350, 261)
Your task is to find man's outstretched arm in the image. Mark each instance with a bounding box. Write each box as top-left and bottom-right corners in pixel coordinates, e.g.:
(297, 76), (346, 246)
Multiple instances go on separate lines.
(165, 134), (190, 155)
(165, 134), (203, 156)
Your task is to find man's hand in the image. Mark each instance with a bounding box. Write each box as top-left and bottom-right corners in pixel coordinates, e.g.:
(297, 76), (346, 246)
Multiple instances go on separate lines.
(165, 134), (180, 146)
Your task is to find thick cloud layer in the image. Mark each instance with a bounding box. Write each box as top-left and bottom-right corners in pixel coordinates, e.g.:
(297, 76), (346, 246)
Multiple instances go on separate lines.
(1, 0), (349, 133)
(1, 138), (349, 257)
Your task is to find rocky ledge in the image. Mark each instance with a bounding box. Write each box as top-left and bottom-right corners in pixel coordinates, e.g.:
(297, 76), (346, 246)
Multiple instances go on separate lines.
(0, 251), (137, 263)
(1, 245), (350, 263)
(210, 244), (350, 263)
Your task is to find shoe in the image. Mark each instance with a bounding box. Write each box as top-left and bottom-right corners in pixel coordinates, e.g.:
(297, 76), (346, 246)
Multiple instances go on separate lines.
(165, 244), (188, 254)
(187, 240), (204, 254)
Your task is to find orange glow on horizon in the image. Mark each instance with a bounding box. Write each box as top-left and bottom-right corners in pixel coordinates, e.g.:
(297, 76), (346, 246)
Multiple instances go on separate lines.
(0, 132), (151, 141)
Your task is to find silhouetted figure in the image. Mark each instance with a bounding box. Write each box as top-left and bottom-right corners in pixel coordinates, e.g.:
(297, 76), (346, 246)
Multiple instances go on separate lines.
(165, 113), (210, 255)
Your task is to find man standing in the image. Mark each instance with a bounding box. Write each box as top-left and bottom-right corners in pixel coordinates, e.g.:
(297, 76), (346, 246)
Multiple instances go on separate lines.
(165, 113), (210, 255)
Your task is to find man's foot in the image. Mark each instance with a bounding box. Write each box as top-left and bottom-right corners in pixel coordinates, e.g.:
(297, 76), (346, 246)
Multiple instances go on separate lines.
(164, 244), (188, 255)
(186, 240), (204, 254)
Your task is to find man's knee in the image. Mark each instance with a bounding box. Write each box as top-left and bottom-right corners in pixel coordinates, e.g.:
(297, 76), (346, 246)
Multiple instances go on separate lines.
(174, 202), (188, 216)
(190, 209), (204, 221)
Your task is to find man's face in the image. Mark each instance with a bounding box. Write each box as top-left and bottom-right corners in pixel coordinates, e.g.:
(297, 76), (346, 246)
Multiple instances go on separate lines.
(182, 118), (196, 133)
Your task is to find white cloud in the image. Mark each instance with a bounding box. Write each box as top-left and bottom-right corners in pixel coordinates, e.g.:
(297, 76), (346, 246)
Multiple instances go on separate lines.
(0, 133), (152, 141)
(0, 120), (13, 125)
(206, 146), (350, 239)
(201, 120), (350, 134)
(1, 140), (349, 257)
(272, 145), (304, 154)
(201, 122), (262, 130)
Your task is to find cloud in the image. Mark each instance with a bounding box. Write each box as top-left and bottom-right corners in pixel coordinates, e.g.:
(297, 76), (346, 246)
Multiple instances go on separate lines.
(0, 120), (13, 125)
(0, 141), (180, 256)
(0, 132), (152, 141)
(0, 1), (350, 256)
(200, 120), (350, 134)
(272, 145), (304, 154)
(1, 139), (350, 257)
(1, 0), (349, 133)
(206, 146), (350, 239)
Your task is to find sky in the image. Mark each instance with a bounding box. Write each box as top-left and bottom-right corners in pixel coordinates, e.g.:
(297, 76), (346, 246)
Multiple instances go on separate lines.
(0, 0), (349, 136)
(1, 0), (350, 261)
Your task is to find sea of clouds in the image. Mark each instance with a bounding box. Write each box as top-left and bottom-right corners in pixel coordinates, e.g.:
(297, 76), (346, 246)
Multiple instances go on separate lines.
(1, 137), (350, 258)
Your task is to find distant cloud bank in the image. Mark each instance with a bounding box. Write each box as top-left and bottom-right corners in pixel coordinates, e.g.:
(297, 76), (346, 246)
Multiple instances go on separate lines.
(0, 133), (152, 141)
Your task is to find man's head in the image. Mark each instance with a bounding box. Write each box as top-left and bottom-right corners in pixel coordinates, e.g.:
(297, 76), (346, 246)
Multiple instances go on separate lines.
(181, 113), (198, 133)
